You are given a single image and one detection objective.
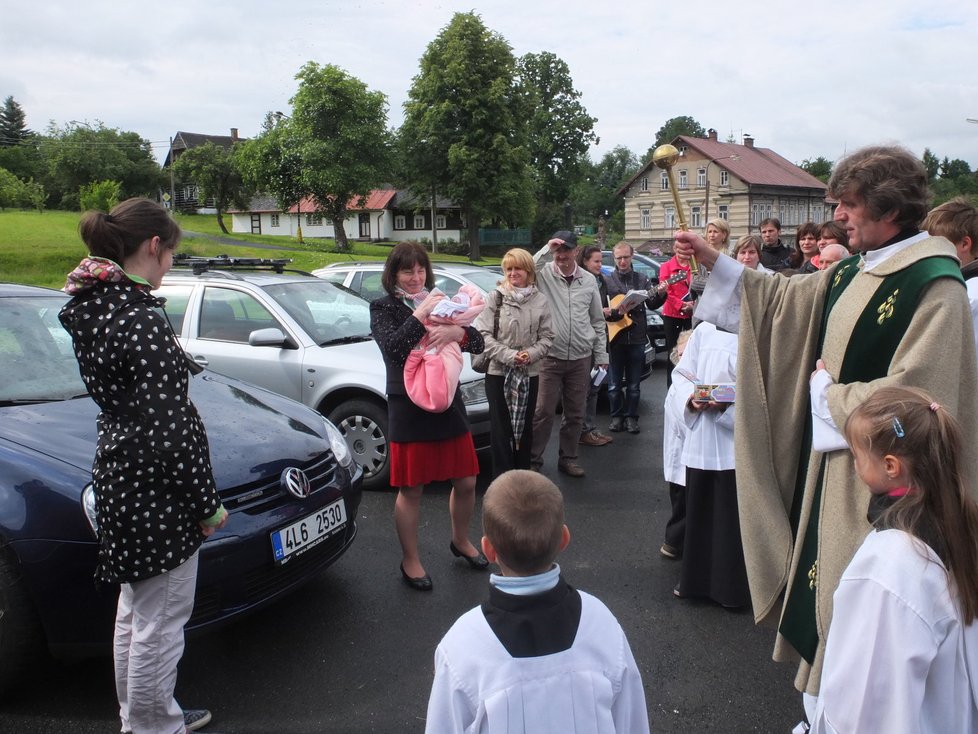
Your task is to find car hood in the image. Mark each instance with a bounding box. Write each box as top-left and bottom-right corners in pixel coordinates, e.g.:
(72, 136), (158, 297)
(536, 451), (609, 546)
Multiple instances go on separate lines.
(0, 373), (332, 490)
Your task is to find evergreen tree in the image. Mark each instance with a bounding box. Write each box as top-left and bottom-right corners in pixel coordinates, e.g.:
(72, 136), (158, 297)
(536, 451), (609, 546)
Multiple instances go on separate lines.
(0, 96), (32, 146)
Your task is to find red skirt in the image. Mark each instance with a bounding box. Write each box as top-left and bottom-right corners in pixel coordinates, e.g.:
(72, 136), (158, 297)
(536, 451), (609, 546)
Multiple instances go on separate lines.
(389, 432), (479, 488)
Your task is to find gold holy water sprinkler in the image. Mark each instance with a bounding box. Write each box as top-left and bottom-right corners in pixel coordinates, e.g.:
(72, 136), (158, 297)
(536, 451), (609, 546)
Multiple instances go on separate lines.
(652, 143), (698, 273)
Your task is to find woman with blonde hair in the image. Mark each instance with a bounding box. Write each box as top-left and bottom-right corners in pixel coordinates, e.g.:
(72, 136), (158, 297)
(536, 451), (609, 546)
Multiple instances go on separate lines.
(475, 248), (554, 477)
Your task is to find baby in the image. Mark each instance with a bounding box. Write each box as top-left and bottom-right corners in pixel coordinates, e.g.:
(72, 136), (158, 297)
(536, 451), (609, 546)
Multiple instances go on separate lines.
(404, 284), (486, 412)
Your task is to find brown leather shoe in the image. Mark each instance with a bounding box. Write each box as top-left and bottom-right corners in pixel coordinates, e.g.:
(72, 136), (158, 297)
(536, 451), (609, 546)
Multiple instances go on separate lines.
(558, 461), (585, 478)
(579, 430), (612, 446)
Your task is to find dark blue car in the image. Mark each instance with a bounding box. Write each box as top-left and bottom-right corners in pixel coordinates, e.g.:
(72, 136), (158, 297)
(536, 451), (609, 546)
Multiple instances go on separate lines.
(0, 283), (362, 696)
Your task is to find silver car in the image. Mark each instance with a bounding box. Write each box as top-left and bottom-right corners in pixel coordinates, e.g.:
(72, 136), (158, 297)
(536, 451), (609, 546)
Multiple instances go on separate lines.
(313, 260), (504, 302)
(157, 258), (489, 491)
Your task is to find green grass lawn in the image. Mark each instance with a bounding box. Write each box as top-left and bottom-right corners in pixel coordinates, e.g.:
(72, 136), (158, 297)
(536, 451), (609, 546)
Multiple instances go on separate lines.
(0, 209), (499, 289)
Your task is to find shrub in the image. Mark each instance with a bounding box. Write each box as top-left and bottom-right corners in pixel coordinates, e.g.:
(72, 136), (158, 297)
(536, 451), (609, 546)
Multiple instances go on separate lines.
(79, 180), (121, 213)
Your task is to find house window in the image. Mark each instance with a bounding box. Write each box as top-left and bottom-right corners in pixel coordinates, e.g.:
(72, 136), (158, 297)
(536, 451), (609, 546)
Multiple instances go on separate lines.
(813, 207), (823, 224)
(719, 170), (729, 187)
(436, 215), (447, 229)
(640, 177), (649, 192)
(665, 206), (676, 230)
(661, 172), (669, 190)
(270, 214), (280, 227)
(751, 204), (759, 225)
(697, 168), (706, 187)
(640, 208), (651, 229)
(394, 215), (406, 229)
(691, 206), (702, 228)
(678, 169), (688, 190)
(779, 205), (787, 224)
(718, 204), (729, 220)
(413, 214), (425, 229)
(305, 212), (322, 226)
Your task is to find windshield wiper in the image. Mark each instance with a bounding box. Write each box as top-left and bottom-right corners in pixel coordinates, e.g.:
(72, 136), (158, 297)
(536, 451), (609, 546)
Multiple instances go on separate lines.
(319, 335), (372, 347)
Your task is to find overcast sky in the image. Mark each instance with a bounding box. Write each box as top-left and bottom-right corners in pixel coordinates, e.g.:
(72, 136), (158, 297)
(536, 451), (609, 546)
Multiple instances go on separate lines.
(2, 0), (977, 171)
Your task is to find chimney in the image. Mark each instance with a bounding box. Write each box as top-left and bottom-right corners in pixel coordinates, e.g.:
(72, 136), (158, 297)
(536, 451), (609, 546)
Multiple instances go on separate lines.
(230, 127), (239, 142)
(707, 128), (718, 141)
(743, 134), (754, 149)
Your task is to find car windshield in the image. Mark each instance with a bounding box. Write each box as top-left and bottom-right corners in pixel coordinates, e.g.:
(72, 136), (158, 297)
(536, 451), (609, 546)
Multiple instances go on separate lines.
(0, 295), (87, 404)
(260, 280), (373, 345)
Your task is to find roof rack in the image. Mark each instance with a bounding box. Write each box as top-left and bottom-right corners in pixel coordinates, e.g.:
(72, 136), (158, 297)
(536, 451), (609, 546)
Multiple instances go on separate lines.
(172, 254), (293, 275)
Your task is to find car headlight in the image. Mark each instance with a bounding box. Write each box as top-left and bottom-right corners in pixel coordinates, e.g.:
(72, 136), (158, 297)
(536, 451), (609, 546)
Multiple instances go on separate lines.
(323, 417), (353, 468)
(460, 377), (487, 406)
(81, 483), (99, 537)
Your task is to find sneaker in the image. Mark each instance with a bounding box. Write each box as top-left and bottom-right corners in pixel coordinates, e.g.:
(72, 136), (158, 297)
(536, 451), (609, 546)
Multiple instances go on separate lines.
(557, 461), (586, 478)
(579, 430), (612, 446)
(625, 417), (640, 434)
(659, 543), (681, 559)
(184, 710), (212, 731)
(609, 417), (624, 432)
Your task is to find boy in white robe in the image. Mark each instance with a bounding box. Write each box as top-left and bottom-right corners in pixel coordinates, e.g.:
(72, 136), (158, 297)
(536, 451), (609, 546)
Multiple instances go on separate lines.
(425, 470), (650, 734)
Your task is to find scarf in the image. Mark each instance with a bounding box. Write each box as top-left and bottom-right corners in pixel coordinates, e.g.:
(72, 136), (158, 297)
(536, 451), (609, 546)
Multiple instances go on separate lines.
(63, 257), (151, 295)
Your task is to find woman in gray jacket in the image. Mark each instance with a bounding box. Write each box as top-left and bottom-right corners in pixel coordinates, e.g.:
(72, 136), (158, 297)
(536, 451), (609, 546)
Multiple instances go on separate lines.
(475, 248), (555, 477)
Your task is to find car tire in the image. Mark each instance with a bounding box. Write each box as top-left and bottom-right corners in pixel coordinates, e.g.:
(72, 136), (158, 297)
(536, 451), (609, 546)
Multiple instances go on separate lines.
(0, 553), (46, 698)
(328, 400), (390, 492)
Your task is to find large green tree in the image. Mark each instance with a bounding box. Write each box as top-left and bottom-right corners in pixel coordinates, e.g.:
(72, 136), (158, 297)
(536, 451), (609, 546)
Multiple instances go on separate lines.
(401, 12), (533, 259)
(648, 115), (707, 158)
(172, 141), (254, 234)
(517, 51), (597, 240)
(800, 156), (832, 183)
(568, 145), (640, 235)
(40, 121), (161, 209)
(240, 64), (391, 250)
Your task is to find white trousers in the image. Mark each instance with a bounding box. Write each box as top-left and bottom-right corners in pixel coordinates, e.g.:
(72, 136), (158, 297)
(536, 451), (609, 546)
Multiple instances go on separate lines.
(115, 551), (199, 734)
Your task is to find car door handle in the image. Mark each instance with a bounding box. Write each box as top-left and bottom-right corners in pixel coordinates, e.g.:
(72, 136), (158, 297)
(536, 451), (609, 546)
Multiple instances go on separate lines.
(192, 355), (209, 366)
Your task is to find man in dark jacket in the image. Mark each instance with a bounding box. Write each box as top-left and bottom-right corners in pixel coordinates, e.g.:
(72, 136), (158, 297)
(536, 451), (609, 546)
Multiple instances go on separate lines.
(759, 218), (794, 272)
(603, 242), (665, 434)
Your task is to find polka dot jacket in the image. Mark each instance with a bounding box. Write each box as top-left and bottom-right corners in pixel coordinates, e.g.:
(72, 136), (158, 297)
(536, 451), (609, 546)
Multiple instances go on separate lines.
(59, 262), (221, 584)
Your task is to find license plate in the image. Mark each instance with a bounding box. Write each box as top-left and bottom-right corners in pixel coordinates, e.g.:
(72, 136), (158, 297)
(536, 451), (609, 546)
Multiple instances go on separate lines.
(271, 498), (347, 564)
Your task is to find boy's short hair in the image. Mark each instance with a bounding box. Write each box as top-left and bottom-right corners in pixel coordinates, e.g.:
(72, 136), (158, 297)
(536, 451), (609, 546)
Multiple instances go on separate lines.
(482, 470), (565, 575)
(923, 197), (978, 256)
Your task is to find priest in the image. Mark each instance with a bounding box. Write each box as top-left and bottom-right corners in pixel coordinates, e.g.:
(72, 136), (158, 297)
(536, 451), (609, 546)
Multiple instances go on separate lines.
(673, 145), (978, 709)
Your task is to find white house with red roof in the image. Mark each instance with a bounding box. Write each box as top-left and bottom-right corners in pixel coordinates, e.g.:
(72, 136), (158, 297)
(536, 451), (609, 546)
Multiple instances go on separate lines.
(229, 188), (465, 243)
(618, 131), (834, 247)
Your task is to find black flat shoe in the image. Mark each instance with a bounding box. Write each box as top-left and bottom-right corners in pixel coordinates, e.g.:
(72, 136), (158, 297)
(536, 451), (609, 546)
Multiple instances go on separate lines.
(400, 563), (433, 591)
(450, 541), (490, 570)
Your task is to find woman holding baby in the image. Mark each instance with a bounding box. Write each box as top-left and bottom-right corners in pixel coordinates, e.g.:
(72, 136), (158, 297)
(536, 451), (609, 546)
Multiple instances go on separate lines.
(370, 242), (489, 591)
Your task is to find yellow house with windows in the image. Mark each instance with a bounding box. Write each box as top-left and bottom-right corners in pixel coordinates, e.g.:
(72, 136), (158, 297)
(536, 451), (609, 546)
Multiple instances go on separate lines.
(618, 130), (833, 248)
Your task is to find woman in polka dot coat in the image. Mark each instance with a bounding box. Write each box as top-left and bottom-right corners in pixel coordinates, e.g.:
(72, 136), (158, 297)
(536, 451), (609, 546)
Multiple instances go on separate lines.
(59, 198), (228, 734)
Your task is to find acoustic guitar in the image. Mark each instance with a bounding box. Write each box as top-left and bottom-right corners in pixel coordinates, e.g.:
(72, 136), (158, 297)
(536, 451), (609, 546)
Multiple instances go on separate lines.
(607, 270), (688, 343)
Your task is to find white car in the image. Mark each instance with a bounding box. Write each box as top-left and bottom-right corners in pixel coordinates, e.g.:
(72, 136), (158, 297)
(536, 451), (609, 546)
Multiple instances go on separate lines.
(157, 257), (489, 491)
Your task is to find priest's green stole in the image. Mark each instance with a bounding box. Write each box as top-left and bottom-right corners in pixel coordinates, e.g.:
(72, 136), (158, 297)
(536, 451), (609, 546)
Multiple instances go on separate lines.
(779, 254), (963, 664)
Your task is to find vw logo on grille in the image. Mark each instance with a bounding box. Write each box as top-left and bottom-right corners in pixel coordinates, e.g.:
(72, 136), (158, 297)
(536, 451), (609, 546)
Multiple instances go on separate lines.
(281, 467), (312, 499)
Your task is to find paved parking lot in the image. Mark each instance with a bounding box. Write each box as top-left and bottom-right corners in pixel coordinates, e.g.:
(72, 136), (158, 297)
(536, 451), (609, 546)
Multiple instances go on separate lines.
(0, 370), (802, 733)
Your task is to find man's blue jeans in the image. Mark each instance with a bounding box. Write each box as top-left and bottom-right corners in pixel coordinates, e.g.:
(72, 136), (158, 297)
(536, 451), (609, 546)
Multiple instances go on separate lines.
(608, 342), (645, 418)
